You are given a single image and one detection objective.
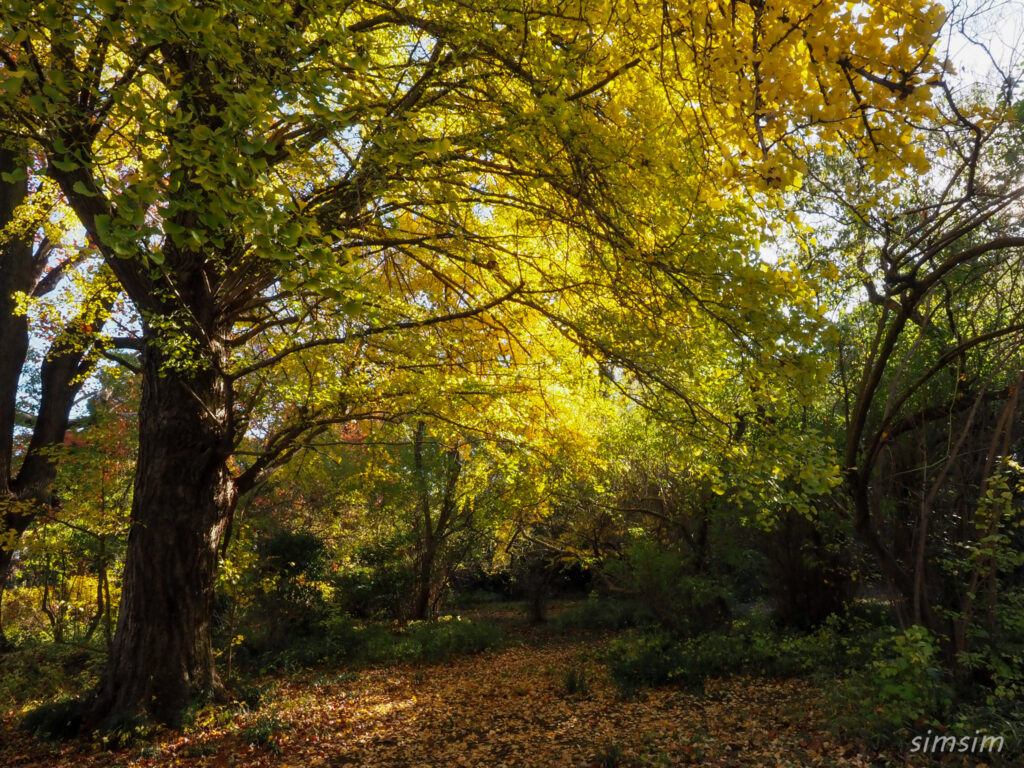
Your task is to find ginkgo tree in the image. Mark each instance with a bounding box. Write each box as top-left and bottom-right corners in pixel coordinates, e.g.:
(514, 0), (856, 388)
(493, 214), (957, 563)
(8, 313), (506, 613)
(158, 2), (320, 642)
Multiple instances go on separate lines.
(0, 0), (947, 727)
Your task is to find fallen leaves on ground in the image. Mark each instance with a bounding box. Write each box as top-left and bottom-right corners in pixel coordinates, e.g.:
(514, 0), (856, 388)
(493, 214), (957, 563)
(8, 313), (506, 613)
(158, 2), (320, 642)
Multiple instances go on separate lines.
(0, 639), (971, 767)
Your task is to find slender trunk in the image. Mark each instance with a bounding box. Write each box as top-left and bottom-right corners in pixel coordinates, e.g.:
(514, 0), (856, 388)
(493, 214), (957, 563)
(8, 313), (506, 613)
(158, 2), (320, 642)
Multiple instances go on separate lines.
(225, 598), (237, 685)
(102, 565), (112, 651)
(0, 144), (32, 655)
(0, 547), (13, 652)
(523, 551), (548, 624)
(86, 338), (235, 728)
(849, 475), (915, 623)
(84, 536), (107, 643)
(411, 544), (437, 621)
(410, 421), (435, 621)
(914, 387), (987, 625)
(954, 375), (1021, 656)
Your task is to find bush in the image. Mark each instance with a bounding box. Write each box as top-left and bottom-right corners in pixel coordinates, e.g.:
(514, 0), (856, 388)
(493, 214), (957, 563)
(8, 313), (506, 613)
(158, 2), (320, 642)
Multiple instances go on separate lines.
(241, 714), (290, 753)
(606, 631), (682, 696)
(0, 639), (105, 711)
(20, 698), (87, 741)
(235, 608), (504, 672)
(557, 593), (659, 632)
(829, 626), (954, 748)
(763, 511), (855, 629)
(95, 711), (152, 749)
(562, 664), (590, 696)
(258, 531), (327, 581)
(236, 530), (334, 661)
(604, 607), (891, 697)
(332, 535), (416, 619)
(385, 616), (505, 663)
(604, 541), (732, 636)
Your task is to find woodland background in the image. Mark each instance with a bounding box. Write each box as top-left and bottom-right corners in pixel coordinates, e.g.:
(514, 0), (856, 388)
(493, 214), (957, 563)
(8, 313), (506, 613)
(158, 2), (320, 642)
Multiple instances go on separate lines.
(1, 0), (1023, 765)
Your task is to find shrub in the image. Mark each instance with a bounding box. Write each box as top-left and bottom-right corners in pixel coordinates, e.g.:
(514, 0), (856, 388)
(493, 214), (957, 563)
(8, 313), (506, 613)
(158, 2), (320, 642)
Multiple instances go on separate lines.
(258, 531), (326, 581)
(592, 740), (629, 768)
(606, 631), (682, 697)
(0, 639), (105, 711)
(604, 607), (891, 697)
(829, 626), (954, 748)
(332, 535), (416, 619)
(562, 664), (590, 696)
(556, 593), (658, 632)
(236, 530), (334, 662)
(95, 711), (152, 749)
(604, 541), (732, 636)
(241, 715), (290, 753)
(236, 608), (504, 671)
(20, 699), (87, 741)
(386, 616), (504, 663)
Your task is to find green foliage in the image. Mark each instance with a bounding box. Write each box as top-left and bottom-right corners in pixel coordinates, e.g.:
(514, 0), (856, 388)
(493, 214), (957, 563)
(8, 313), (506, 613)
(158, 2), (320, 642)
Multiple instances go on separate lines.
(20, 686), (150, 748)
(950, 704), (1024, 765)
(556, 594), (659, 632)
(603, 540), (732, 636)
(236, 608), (503, 673)
(562, 664), (590, 697)
(0, 639), (104, 711)
(604, 607), (892, 698)
(230, 530), (335, 661)
(94, 711), (153, 749)
(605, 631), (681, 697)
(241, 715), (290, 754)
(388, 617), (505, 664)
(230, 683), (266, 713)
(940, 587), (1024, 760)
(20, 698), (86, 741)
(332, 534), (416, 620)
(258, 531), (326, 582)
(829, 626), (954, 748)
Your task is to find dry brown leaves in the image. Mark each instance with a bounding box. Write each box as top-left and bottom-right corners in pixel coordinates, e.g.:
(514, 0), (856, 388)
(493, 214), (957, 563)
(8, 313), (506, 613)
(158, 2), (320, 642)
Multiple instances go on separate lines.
(0, 639), (974, 767)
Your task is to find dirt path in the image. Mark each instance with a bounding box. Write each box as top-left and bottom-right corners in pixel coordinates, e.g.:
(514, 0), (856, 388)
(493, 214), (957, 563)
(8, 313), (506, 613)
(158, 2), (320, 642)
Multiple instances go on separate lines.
(2, 639), (921, 767)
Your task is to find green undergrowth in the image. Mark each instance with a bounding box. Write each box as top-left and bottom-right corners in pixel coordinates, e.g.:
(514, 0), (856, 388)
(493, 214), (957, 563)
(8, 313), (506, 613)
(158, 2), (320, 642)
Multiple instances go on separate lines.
(0, 638), (105, 713)
(237, 613), (506, 674)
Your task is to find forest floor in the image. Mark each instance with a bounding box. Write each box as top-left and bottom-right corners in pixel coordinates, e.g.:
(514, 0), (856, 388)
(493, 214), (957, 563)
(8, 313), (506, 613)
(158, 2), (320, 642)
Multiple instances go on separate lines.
(0, 608), (978, 768)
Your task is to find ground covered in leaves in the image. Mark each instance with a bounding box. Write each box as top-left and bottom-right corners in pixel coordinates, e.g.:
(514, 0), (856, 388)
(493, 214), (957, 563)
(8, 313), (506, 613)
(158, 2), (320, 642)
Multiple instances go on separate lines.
(2, 631), (983, 768)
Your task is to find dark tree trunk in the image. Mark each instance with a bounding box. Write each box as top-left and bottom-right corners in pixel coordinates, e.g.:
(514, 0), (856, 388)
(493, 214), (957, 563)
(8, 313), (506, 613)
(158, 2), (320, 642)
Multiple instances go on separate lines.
(86, 338), (235, 728)
(408, 423), (463, 621)
(410, 542), (438, 621)
(0, 145), (33, 653)
(0, 547), (13, 652)
(410, 420), (435, 622)
(523, 554), (549, 624)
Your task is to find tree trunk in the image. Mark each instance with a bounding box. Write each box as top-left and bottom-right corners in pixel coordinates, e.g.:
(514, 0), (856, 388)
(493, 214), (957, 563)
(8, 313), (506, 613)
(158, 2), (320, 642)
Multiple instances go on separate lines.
(0, 144), (32, 655)
(0, 547), (13, 652)
(410, 542), (438, 621)
(410, 421), (435, 622)
(86, 338), (235, 728)
(523, 555), (548, 624)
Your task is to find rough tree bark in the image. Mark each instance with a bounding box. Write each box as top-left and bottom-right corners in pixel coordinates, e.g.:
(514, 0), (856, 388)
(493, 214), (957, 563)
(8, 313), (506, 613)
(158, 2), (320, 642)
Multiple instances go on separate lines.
(86, 334), (235, 727)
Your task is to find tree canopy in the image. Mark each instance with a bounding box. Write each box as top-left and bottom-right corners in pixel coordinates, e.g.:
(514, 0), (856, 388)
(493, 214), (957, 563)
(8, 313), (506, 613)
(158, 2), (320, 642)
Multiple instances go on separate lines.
(8, 0), (1021, 742)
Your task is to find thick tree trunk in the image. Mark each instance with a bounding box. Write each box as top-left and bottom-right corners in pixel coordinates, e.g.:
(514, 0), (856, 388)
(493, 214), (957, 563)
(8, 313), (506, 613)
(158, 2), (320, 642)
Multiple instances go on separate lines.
(87, 339), (235, 728)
